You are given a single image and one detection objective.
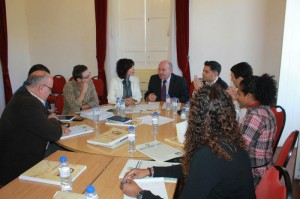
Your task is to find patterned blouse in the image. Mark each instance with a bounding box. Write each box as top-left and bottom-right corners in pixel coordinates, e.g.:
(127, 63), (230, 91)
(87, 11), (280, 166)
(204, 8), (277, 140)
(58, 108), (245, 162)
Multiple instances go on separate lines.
(241, 104), (276, 187)
(63, 80), (99, 114)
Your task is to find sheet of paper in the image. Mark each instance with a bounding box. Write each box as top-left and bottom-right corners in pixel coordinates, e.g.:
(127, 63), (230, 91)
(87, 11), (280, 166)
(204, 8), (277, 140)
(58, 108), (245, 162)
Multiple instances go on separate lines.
(136, 141), (183, 162)
(119, 159), (179, 183)
(176, 120), (187, 143)
(124, 177), (168, 199)
(136, 115), (174, 126)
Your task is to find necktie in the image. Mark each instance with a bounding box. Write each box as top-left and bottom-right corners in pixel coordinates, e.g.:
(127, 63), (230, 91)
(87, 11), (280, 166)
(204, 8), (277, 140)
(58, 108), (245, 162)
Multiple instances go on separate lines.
(161, 80), (167, 101)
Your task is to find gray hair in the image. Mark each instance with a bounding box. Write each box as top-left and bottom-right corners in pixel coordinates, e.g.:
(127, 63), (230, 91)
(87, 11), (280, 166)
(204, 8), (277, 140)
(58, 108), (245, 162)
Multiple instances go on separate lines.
(24, 72), (48, 87)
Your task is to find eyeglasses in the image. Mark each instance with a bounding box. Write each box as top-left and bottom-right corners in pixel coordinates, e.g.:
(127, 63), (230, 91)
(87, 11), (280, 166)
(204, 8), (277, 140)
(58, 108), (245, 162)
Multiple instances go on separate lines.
(43, 84), (53, 92)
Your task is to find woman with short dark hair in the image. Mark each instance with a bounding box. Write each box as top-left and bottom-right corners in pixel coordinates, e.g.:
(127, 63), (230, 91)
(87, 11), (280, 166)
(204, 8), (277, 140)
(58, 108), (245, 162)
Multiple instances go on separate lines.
(237, 73), (277, 187)
(120, 85), (255, 199)
(107, 58), (142, 105)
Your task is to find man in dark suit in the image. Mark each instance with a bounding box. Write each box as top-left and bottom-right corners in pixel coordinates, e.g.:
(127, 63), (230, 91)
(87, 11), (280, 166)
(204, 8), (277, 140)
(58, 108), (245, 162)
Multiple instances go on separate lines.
(193, 61), (228, 91)
(144, 60), (189, 103)
(0, 71), (68, 186)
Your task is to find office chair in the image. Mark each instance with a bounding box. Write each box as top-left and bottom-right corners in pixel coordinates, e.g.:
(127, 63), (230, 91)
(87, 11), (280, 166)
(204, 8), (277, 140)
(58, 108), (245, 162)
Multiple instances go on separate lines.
(48, 75), (66, 104)
(92, 76), (104, 104)
(271, 105), (286, 154)
(256, 165), (292, 199)
(274, 130), (299, 168)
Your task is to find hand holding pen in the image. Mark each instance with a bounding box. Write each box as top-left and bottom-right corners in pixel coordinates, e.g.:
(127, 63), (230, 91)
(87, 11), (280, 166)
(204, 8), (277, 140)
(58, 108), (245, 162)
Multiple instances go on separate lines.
(123, 168), (149, 180)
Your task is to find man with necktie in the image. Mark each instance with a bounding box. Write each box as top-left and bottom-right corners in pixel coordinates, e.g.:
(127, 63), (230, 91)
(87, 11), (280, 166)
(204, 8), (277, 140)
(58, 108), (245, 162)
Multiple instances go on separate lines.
(144, 60), (189, 103)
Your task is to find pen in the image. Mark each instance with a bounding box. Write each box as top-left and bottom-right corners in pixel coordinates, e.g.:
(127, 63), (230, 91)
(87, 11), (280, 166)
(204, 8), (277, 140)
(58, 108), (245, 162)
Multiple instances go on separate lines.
(121, 179), (128, 184)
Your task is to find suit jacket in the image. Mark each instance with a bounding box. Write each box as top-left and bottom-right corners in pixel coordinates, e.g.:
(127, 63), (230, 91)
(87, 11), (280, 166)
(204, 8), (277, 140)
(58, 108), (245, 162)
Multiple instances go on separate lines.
(215, 77), (229, 90)
(107, 76), (142, 104)
(0, 87), (62, 186)
(144, 73), (189, 103)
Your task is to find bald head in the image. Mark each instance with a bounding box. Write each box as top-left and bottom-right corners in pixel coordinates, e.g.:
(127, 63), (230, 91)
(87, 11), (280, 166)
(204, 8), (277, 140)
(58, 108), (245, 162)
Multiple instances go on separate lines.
(25, 71), (53, 101)
(158, 60), (173, 80)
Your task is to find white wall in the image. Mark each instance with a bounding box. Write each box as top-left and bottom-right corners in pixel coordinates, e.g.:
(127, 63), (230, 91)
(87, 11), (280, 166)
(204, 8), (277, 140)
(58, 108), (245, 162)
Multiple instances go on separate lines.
(189, 0), (285, 84)
(6, 0), (98, 92)
(277, 0), (300, 146)
(6, 0), (31, 92)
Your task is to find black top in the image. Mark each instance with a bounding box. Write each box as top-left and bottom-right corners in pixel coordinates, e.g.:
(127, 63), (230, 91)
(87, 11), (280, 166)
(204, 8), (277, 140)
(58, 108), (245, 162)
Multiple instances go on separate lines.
(141, 144), (255, 199)
(0, 86), (62, 186)
(215, 77), (229, 90)
(144, 73), (189, 103)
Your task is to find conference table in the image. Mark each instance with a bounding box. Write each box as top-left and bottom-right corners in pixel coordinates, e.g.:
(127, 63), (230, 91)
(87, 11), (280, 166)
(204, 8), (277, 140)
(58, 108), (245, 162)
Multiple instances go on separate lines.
(0, 151), (177, 199)
(57, 102), (185, 159)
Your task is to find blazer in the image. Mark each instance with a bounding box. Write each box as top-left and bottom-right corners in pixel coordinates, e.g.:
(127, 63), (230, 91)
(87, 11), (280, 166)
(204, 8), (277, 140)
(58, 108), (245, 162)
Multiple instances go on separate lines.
(0, 87), (62, 186)
(144, 73), (189, 103)
(107, 76), (142, 104)
(215, 77), (229, 90)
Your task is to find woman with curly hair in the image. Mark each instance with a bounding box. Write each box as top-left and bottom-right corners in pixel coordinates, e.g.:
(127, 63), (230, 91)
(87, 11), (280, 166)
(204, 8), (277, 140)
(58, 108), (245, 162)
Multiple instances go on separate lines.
(120, 85), (255, 199)
(237, 74), (277, 187)
(107, 58), (142, 105)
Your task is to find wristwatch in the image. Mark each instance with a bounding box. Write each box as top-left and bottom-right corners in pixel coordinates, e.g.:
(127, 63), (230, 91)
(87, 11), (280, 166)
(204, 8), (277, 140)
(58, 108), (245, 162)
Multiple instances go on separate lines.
(136, 190), (145, 199)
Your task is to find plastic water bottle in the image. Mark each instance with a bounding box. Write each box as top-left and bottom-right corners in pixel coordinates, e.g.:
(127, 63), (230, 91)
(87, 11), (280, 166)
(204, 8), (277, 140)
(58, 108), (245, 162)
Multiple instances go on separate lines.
(115, 97), (120, 115)
(185, 101), (190, 112)
(59, 156), (72, 192)
(172, 97), (178, 114)
(180, 107), (187, 121)
(84, 185), (99, 199)
(93, 104), (99, 124)
(152, 112), (159, 135)
(128, 126), (136, 155)
(120, 99), (126, 116)
(166, 94), (171, 110)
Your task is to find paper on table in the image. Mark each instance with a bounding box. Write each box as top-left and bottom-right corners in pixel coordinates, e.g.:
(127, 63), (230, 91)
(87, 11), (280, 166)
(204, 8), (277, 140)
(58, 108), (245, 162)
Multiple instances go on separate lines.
(135, 115), (174, 126)
(61, 124), (94, 140)
(176, 120), (187, 143)
(119, 159), (179, 183)
(124, 177), (168, 199)
(136, 141), (183, 162)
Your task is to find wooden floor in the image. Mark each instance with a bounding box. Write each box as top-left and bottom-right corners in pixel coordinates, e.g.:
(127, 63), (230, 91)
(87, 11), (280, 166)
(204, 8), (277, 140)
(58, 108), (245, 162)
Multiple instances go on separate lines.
(274, 147), (300, 199)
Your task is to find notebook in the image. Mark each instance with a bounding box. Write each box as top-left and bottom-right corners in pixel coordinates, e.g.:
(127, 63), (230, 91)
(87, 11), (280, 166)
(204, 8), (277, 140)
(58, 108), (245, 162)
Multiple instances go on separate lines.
(57, 115), (76, 123)
(61, 124), (94, 140)
(87, 127), (128, 148)
(19, 160), (86, 185)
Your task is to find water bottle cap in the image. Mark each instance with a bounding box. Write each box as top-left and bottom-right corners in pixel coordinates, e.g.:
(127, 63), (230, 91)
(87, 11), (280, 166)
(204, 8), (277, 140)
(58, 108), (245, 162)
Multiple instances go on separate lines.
(129, 126), (134, 131)
(86, 185), (95, 193)
(93, 104), (98, 108)
(172, 97), (177, 100)
(182, 107), (186, 111)
(121, 99), (124, 102)
(59, 156), (67, 163)
(117, 97), (120, 100)
(153, 112), (158, 115)
(167, 94), (170, 97)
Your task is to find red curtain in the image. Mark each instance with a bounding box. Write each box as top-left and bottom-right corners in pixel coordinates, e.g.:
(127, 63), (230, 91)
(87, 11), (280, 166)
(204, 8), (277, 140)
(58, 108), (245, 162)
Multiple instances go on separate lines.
(94, 0), (108, 104)
(0, 0), (12, 104)
(176, 0), (191, 87)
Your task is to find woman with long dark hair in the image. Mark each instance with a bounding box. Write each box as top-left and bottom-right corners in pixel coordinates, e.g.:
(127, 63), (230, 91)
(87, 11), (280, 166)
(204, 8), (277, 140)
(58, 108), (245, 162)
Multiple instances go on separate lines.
(120, 85), (255, 199)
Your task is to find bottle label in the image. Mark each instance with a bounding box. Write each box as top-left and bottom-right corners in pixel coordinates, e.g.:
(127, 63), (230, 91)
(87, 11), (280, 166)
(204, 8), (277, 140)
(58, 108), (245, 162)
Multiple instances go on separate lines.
(60, 167), (71, 178)
(128, 134), (135, 141)
(152, 118), (158, 125)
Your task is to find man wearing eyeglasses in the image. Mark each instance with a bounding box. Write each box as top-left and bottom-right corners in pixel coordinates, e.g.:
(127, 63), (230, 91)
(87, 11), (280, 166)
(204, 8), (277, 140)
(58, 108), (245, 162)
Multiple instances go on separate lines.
(63, 65), (99, 114)
(0, 71), (68, 186)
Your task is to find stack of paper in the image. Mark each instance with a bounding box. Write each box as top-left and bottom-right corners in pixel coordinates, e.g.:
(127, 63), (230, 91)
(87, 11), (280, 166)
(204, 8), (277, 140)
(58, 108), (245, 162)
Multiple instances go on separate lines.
(80, 109), (114, 121)
(136, 141), (183, 162)
(19, 160), (86, 185)
(61, 124), (94, 140)
(87, 127), (128, 149)
(119, 159), (179, 183)
(53, 191), (84, 199)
